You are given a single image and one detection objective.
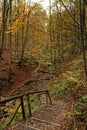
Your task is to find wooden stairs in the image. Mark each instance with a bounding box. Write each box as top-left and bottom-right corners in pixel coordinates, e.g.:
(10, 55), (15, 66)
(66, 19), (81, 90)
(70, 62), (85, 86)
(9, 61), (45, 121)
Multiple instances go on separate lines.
(5, 101), (71, 130)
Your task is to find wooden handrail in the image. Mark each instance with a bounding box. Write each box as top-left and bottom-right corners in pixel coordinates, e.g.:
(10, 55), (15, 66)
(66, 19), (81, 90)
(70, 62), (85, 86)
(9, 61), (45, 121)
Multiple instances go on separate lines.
(0, 90), (52, 126)
(0, 94), (23, 104)
(0, 90), (50, 104)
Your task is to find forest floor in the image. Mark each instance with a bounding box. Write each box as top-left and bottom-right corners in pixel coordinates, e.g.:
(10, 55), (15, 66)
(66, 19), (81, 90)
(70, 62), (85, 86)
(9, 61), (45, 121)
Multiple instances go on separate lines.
(0, 50), (72, 130)
(0, 50), (86, 130)
(0, 50), (35, 97)
(0, 50), (52, 97)
(6, 100), (72, 130)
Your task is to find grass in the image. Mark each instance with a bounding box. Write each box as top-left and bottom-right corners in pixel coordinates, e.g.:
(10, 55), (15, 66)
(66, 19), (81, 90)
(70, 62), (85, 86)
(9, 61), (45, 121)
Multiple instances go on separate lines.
(47, 54), (86, 101)
(49, 79), (69, 98)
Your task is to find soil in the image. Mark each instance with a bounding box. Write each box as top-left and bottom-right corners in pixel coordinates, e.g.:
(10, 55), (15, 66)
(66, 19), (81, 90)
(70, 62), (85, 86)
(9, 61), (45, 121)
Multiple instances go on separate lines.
(0, 50), (52, 97)
(0, 50), (73, 130)
(5, 100), (72, 130)
(0, 50), (33, 97)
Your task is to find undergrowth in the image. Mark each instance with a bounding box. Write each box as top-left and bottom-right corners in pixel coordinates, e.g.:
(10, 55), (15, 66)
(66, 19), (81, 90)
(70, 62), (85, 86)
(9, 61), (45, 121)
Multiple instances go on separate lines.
(47, 55), (87, 129)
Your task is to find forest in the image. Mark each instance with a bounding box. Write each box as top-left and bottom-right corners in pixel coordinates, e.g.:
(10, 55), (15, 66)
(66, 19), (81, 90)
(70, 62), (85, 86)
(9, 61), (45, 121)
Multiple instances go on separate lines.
(0, 0), (87, 130)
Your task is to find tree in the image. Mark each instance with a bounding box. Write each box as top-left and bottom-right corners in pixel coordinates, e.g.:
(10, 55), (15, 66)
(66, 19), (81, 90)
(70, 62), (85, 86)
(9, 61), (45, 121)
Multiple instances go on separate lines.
(79, 0), (87, 77)
(8, 0), (12, 87)
(0, 0), (8, 60)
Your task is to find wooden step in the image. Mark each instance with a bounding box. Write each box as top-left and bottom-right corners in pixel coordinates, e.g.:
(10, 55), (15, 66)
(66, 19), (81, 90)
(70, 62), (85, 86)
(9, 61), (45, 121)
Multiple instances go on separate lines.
(26, 117), (48, 129)
(26, 117), (61, 130)
(5, 100), (70, 130)
(31, 117), (61, 127)
(34, 110), (61, 124)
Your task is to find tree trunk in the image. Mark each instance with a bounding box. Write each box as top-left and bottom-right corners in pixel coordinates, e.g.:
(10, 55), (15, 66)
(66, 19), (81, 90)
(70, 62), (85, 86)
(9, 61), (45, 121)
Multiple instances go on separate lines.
(49, 0), (53, 76)
(79, 0), (87, 78)
(8, 0), (12, 87)
(0, 0), (7, 61)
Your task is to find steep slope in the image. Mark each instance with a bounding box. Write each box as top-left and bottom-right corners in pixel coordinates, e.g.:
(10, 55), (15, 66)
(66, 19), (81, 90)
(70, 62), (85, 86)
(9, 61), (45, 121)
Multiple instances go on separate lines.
(0, 50), (33, 97)
(47, 55), (87, 130)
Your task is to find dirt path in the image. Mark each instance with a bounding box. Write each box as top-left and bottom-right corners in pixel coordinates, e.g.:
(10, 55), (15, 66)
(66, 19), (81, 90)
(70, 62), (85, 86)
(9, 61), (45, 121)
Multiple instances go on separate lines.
(0, 55), (72, 130)
(6, 100), (71, 130)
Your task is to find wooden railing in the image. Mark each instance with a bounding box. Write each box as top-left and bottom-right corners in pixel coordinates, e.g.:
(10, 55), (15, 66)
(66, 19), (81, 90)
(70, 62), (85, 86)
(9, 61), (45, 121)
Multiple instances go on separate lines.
(0, 90), (52, 126)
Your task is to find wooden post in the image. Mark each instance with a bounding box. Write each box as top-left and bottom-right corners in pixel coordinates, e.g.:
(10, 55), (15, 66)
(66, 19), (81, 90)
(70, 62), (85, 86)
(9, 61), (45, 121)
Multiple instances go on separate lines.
(38, 94), (41, 104)
(27, 95), (32, 117)
(46, 90), (52, 105)
(46, 90), (48, 104)
(20, 96), (25, 119)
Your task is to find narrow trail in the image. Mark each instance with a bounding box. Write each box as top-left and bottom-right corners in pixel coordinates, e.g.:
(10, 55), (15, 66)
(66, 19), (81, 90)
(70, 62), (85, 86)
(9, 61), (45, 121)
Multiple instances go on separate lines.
(4, 65), (72, 130)
(5, 100), (71, 130)
(0, 57), (72, 130)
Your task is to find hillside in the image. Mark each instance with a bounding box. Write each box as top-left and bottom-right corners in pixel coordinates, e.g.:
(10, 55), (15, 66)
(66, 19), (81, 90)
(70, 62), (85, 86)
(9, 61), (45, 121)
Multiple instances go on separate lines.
(0, 50), (34, 97)
(0, 0), (87, 129)
(47, 54), (87, 130)
(0, 50), (52, 97)
(0, 50), (87, 130)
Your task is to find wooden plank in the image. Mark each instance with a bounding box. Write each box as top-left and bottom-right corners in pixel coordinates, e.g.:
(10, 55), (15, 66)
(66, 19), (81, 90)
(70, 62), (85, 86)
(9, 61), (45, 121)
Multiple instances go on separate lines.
(0, 90), (48, 104)
(31, 117), (61, 127)
(0, 94), (23, 104)
(24, 125), (41, 130)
